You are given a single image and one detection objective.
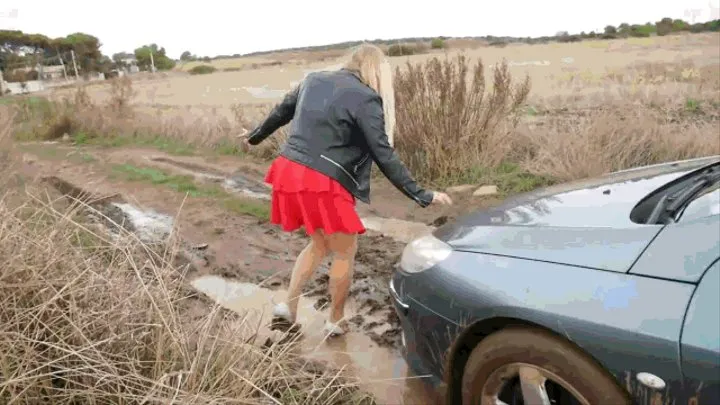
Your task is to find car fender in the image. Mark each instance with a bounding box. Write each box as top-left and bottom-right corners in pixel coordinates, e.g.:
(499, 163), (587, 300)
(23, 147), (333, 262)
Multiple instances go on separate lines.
(405, 251), (694, 403)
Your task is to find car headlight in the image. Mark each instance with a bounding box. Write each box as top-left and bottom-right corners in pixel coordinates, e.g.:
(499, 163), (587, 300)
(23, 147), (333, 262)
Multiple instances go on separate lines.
(399, 234), (452, 273)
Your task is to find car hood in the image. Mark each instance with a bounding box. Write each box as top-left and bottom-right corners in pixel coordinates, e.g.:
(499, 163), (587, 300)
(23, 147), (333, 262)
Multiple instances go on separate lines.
(434, 156), (720, 272)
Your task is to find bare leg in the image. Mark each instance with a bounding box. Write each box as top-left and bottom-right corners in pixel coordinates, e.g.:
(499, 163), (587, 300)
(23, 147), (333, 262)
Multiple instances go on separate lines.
(284, 230), (328, 321)
(326, 232), (358, 326)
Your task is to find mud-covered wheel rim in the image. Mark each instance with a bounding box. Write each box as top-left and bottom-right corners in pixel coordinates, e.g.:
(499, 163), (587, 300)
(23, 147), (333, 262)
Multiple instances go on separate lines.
(480, 362), (591, 405)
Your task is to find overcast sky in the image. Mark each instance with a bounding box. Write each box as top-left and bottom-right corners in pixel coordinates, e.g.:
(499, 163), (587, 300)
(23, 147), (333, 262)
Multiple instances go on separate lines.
(2, 0), (719, 59)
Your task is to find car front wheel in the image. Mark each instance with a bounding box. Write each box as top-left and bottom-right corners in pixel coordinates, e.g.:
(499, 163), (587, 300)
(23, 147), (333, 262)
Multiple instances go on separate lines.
(461, 326), (630, 405)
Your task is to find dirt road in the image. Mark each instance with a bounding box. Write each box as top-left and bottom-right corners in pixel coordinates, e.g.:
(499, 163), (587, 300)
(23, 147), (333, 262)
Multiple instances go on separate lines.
(16, 141), (490, 403)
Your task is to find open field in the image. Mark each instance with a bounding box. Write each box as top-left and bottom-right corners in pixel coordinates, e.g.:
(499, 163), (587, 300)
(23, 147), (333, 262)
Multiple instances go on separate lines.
(2, 32), (719, 404)
(48, 33), (719, 108)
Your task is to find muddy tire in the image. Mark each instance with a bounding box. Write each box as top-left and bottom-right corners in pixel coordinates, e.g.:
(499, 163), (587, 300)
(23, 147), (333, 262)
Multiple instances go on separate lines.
(461, 326), (630, 405)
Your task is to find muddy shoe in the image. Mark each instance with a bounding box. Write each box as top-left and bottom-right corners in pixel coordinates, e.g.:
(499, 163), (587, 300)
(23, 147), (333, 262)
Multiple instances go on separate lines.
(270, 303), (300, 332)
(270, 318), (302, 334)
(323, 320), (346, 337)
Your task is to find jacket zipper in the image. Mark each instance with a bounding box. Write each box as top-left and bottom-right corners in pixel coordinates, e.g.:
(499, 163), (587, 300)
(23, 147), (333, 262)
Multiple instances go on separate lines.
(354, 154), (370, 173)
(320, 154), (360, 187)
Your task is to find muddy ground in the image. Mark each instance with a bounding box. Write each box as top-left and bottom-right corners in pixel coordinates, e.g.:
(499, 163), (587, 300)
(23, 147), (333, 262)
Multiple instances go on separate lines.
(16, 142), (494, 351)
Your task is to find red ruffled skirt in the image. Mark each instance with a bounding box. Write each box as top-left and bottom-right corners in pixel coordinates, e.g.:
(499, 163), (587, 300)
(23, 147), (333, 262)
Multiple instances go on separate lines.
(264, 156), (366, 235)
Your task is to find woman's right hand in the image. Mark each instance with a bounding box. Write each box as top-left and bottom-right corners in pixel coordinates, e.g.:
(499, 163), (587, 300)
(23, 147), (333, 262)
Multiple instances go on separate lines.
(431, 191), (453, 206)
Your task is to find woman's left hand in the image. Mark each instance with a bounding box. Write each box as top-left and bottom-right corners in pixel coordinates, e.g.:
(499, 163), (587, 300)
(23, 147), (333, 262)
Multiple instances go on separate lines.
(237, 128), (251, 147)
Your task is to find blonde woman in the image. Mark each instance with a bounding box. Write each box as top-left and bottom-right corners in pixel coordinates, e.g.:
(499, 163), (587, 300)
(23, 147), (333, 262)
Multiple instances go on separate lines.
(244, 44), (453, 336)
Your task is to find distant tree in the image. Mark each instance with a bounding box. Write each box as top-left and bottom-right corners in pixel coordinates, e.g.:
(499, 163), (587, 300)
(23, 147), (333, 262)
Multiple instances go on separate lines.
(604, 25), (617, 35)
(180, 51), (195, 61)
(54, 33), (103, 73)
(672, 19), (689, 31)
(629, 24), (654, 37)
(618, 23), (631, 36)
(689, 23), (707, 33)
(0, 30), (104, 74)
(0, 30), (30, 53)
(656, 18), (674, 36)
(134, 44), (175, 71)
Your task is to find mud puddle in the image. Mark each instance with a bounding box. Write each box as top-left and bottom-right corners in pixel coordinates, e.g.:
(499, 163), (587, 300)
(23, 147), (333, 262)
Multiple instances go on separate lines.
(192, 275), (439, 405)
(133, 154), (434, 349)
(42, 175), (210, 269)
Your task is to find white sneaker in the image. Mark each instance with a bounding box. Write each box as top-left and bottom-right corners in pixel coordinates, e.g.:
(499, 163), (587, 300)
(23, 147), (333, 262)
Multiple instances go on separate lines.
(323, 320), (346, 337)
(272, 303), (293, 323)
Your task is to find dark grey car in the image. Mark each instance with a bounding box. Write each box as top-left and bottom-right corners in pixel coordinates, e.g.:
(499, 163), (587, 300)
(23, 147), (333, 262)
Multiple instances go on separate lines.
(390, 156), (720, 405)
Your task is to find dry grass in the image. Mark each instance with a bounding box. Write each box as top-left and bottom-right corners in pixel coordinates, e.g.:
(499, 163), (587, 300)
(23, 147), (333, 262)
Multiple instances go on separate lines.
(391, 54), (718, 186)
(394, 55), (531, 183)
(8, 37), (720, 190)
(0, 111), (372, 404)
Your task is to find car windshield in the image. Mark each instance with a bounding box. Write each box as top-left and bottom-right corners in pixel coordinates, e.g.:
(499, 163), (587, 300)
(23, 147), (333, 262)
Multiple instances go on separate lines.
(679, 181), (720, 222)
(631, 161), (720, 224)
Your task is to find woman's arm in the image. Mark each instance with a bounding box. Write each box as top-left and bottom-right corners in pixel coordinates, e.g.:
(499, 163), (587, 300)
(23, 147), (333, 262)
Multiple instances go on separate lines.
(355, 95), (434, 207)
(246, 85), (300, 145)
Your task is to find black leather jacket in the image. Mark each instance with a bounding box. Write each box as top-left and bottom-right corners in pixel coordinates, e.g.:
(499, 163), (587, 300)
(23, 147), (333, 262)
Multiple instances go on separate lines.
(247, 69), (433, 207)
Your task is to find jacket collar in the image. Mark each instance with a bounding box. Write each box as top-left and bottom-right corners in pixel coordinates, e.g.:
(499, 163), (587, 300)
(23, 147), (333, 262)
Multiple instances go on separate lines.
(341, 68), (363, 82)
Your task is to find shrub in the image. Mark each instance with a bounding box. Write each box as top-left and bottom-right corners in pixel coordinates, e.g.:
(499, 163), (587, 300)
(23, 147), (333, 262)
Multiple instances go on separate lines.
(393, 55), (531, 184)
(488, 41), (508, 48)
(386, 43), (426, 57)
(189, 64), (217, 75)
(431, 38), (446, 49)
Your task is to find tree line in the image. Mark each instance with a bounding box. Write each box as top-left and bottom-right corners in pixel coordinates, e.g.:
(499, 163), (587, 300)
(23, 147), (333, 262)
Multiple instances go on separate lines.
(0, 30), (177, 82)
(1, 16), (718, 82)
(0, 31), (105, 77)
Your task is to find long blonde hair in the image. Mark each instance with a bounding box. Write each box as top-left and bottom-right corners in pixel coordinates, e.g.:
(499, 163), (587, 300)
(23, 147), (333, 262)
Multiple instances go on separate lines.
(342, 44), (396, 146)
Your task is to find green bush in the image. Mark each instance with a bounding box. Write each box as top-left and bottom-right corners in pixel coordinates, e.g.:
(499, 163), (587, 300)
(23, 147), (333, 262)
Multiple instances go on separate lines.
(189, 65), (217, 75)
(431, 38), (445, 49)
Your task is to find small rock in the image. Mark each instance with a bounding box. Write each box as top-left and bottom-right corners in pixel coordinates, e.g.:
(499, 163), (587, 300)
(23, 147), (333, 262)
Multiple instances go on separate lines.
(473, 185), (498, 197)
(446, 184), (475, 194)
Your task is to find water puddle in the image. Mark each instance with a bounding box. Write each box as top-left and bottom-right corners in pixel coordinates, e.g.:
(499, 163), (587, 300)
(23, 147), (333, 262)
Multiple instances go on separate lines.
(192, 275), (438, 404)
(112, 203), (174, 243)
(223, 174), (271, 200)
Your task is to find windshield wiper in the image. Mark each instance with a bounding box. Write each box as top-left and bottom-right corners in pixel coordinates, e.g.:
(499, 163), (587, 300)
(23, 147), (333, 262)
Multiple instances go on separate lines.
(647, 165), (720, 224)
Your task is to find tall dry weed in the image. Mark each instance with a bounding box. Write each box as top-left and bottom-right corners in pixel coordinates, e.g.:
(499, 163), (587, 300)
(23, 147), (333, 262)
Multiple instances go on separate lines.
(0, 202), (370, 402)
(394, 55), (531, 183)
(108, 76), (135, 117)
(0, 107), (20, 191)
